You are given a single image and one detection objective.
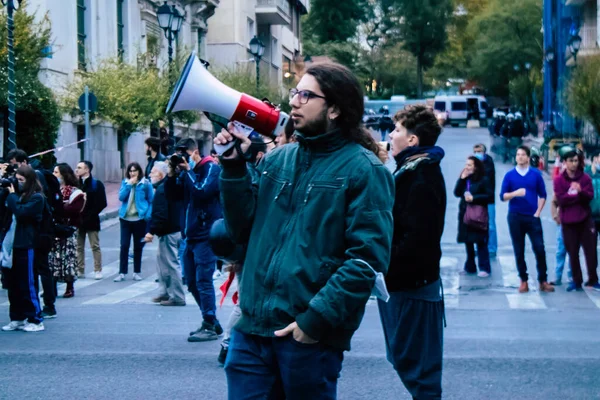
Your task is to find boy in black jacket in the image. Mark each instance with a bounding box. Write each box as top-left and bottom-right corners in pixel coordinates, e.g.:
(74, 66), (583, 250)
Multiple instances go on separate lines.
(380, 105), (446, 400)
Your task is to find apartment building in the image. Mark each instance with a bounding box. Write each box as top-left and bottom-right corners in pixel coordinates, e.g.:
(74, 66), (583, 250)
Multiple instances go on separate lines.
(24, 0), (219, 182)
(206, 0), (309, 90)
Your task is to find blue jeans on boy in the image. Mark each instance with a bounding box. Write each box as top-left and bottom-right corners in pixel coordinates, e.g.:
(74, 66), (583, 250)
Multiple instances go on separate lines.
(225, 329), (343, 400)
(507, 213), (548, 282)
(183, 240), (217, 323)
(488, 204), (498, 255)
(555, 225), (572, 283)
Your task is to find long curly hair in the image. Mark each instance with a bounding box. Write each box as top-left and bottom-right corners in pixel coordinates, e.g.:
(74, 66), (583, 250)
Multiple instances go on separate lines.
(305, 62), (383, 162)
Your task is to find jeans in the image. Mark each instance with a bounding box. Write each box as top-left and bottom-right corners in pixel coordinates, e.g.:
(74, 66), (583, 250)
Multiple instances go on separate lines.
(183, 240), (217, 323)
(507, 213), (548, 283)
(378, 280), (443, 400)
(487, 204), (497, 254)
(222, 303), (242, 349)
(555, 225), (572, 283)
(178, 237), (186, 280)
(119, 219), (146, 274)
(225, 329), (344, 400)
(465, 240), (491, 273)
(562, 217), (599, 286)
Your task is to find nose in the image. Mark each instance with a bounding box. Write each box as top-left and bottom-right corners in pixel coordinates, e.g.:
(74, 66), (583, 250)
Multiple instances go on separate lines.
(289, 92), (301, 108)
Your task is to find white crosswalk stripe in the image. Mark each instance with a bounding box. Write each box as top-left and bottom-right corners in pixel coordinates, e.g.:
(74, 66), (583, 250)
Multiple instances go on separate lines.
(498, 255), (547, 310)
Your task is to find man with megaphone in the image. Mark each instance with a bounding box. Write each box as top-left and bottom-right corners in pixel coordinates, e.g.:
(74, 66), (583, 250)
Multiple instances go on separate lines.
(213, 62), (394, 399)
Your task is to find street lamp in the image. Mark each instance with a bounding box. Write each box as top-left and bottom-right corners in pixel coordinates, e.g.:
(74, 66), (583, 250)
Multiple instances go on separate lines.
(249, 35), (265, 93)
(157, 1), (183, 141)
(1, 0), (21, 151)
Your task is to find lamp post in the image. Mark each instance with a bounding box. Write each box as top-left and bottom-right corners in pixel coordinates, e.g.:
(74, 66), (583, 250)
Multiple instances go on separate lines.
(157, 1), (183, 141)
(249, 35), (265, 93)
(1, 0), (21, 151)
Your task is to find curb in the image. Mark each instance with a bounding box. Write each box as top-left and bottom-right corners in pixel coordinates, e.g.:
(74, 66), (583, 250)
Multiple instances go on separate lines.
(99, 208), (119, 222)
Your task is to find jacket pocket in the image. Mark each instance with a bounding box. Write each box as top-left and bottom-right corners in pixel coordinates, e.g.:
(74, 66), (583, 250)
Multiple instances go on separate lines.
(261, 169), (291, 205)
(303, 179), (346, 205)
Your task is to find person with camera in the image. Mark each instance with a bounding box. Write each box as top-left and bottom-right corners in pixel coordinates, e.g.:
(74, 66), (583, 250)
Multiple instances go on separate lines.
(214, 62), (393, 398)
(165, 138), (223, 342)
(48, 164), (86, 301)
(1, 165), (45, 332)
(75, 161), (107, 279)
(144, 161), (186, 306)
(114, 162), (153, 282)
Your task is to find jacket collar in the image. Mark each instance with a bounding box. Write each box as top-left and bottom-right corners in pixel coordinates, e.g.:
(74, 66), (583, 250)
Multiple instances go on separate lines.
(394, 146), (445, 174)
(562, 168), (583, 181)
(294, 129), (349, 153)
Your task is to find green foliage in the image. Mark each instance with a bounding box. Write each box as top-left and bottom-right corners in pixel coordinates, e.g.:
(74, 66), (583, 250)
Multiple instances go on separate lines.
(567, 55), (600, 136)
(0, 1), (61, 163)
(467, 0), (542, 97)
(303, 0), (365, 43)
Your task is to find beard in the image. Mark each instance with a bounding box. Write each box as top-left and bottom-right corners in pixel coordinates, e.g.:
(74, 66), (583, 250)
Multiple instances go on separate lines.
(295, 108), (330, 137)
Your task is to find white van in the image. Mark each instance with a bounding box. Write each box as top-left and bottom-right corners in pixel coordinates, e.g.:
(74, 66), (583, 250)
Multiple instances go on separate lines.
(434, 95), (488, 127)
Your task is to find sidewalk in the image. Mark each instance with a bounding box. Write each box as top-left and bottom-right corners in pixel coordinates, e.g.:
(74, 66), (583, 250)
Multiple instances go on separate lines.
(99, 181), (121, 222)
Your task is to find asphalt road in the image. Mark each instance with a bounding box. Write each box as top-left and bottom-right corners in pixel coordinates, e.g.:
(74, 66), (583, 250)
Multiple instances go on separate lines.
(1, 127), (599, 400)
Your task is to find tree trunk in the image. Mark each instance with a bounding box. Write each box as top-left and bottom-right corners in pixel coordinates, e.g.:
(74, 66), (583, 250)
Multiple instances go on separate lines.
(417, 54), (423, 99)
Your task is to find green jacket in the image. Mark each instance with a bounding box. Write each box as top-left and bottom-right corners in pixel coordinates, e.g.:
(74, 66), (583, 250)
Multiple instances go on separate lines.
(585, 166), (600, 220)
(219, 130), (394, 351)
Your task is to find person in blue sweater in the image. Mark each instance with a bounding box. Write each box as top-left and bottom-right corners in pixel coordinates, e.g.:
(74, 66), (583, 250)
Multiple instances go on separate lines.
(500, 145), (555, 294)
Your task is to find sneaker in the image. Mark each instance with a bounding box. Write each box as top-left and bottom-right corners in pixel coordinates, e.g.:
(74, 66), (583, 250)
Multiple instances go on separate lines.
(41, 308), (57, 319)
(190, 320), (223, 336)
(160, 299), (186, 307)
(518, 281), (529, 293)
(2, 320), (26, 331)
(133, 273), (142, 281)
(539, 282), (555, 293)
(584, 281), (594, 287)
(549, 280), (562, 286)
(22, 322), (45, 332)
(477, 271), (490, 278)
(188, 323), (218, 342)
(590, 283), (600, 292)
(152, 294), (169, 304)
(566, 282), (583, 292)
(218, 345), (228, 365)
(94, 271), (103, 280)
(113, 273), (125, 282)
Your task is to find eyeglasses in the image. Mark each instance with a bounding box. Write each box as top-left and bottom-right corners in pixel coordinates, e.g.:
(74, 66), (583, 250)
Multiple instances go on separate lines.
(289, 88), (327, 105)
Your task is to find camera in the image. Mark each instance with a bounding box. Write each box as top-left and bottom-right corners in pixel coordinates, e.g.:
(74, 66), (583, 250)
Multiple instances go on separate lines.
(170, 151), (190, 167)
(0, 164), (18, 189)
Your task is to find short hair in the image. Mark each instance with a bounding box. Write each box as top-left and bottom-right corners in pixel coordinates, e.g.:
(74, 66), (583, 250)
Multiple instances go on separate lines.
(516, 145), (531, 157)
(152, 161), (168, 177)
(473, 143), (487, 153)
(393, 105), (442, 147)
(6, 149), (28, 163)
(145, 137), (161, 153)
(175, 138), (197, 152)
(80, 160), (93, 172)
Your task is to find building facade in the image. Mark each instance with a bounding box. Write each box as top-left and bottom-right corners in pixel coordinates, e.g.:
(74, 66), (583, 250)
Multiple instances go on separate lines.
(205, 0), (309, 91)
(25, 0), (219, 182)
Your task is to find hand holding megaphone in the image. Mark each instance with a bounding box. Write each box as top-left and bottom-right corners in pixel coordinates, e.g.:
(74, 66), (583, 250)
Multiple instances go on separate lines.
(214, 123), (253, 159)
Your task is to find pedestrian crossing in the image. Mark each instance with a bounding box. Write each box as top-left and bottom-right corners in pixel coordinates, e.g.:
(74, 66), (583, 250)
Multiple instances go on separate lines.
(1, 253), (600, 311)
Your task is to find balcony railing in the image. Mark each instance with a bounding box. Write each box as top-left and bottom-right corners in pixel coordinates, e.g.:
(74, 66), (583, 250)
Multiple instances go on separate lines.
(256, 0), (291, 17)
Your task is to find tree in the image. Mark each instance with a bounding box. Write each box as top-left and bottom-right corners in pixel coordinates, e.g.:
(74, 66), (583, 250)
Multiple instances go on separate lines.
(567, 55), (600, 137)
(467, 0), (542, 97)
(391, 0), (453, 98)
(303, 0), (365, 43)
(0, 1), (61, 165)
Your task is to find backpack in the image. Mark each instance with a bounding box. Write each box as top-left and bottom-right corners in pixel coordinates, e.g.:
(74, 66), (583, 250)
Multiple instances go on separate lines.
(38, 169), (63, 215)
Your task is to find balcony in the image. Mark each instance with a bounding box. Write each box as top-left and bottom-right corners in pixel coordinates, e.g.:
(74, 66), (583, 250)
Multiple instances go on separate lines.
(256, 0), (291, 26)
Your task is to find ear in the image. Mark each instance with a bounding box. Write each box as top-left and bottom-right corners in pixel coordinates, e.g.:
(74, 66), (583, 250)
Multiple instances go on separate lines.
(328, 105), (341, 121)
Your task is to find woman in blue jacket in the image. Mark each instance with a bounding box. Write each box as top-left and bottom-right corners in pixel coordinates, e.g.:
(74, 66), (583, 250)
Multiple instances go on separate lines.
(1, 165), (45, 332)
(114, 162), (153, 282)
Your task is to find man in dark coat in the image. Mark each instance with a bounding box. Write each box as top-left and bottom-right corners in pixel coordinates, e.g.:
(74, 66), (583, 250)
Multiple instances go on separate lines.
(144, 137), (166, 178)
(382, 104), (446, 400)
(75, 161), (107, 279)
(473, 143), (497, 257)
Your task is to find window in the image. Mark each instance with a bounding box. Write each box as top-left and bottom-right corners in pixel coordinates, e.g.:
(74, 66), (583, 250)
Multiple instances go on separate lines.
(77, 0), (87, 70)
(480, 101), (488, 110)
(451, 102), (467, 111)
(434, 101), (446, 112)
(271, 37), (278, 65)
(247, 18), (255, 44)
(117, 0), (125, 61)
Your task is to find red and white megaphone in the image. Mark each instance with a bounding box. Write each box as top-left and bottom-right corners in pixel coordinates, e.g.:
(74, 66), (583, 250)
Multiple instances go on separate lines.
(166, 51), (289, 154)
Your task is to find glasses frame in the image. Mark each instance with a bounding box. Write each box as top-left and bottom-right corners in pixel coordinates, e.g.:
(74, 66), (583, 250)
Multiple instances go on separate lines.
(289, 88), (327, 105)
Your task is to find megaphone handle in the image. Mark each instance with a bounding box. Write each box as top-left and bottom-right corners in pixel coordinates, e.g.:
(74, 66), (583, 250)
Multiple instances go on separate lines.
(214, 121), (255, 156)
(214, 140), (237, 156)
